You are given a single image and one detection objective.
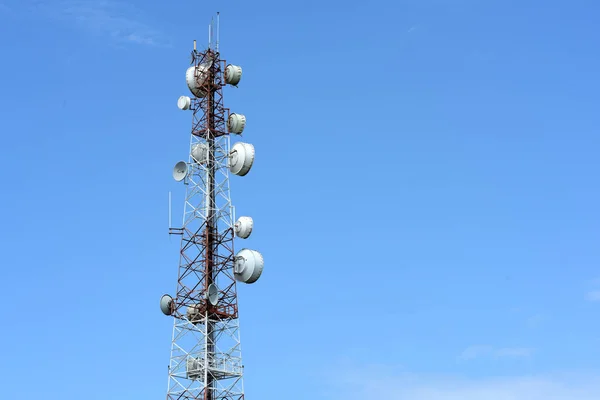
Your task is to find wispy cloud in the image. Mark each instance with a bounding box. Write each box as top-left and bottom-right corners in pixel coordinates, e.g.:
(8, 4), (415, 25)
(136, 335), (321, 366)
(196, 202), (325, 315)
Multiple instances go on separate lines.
(326, 362), (600, 400)
(459, 345), (534, 361)
(586, 290), (600, 302)
(36, 0), (167, 46)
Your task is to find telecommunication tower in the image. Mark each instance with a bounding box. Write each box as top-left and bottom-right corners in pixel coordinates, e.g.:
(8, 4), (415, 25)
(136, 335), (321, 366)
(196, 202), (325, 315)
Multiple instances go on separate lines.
(159, 14), (263, 400)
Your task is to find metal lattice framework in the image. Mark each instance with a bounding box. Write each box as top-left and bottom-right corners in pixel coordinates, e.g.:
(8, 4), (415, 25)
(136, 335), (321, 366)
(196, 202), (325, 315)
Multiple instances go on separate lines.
(166, 44), (245, 400)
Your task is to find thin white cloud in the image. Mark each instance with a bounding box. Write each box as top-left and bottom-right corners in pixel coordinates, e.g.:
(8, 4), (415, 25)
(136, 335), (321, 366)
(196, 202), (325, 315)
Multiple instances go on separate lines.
(360, 375), (600, 400)
(494, 347), (534, 358)
(459, 345), (533, 361)
(327, 363), (600, 400)
(35, 0), (167, 46)
(459, 345), (494, 360)
(586, 291), (600, 302)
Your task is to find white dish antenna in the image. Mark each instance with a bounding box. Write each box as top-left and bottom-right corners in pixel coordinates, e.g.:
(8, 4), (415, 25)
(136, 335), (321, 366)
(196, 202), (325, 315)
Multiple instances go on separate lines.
(173, 161), (189, 182)
(234, 248), (264, 284)
(186, 303), (202, 323)
(160, 294), (173, 316)
(227, 113), (246, 134)
(225, 64), (242, 86)
(177, 96), (191, 110)
(229, 142), (255, 176)
(191, 143), (208, 164)
(234, 216), (253, 239)
(185, 60), (213, 98)
(206, 283), (219, 306)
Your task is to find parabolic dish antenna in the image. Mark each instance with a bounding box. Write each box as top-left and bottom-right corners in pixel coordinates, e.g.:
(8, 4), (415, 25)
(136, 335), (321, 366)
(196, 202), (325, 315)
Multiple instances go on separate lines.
(191, 143), (208, 164)
(186, 303), (202, 323)
(234, 216), (253, 239)
(225, 64), (243, 86)
(160, 294), (173, 316)
(234, 248), (264, 284)
(207, 283), (219, 306)
(177, 96), (191, 110)
(185, 60), (213, 98)
(229, 142), (255, 176)
(173, 161), (188, 182)
(227, 113), (246, 134)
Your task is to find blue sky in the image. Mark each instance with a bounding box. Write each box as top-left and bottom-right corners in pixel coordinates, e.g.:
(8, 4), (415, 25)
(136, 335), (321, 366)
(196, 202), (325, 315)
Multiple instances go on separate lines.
(1, 0), (600, 398)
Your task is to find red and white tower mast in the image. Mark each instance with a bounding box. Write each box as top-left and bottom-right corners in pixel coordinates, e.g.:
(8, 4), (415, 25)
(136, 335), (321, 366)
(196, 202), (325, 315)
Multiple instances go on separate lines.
(160, 14), (263, 400)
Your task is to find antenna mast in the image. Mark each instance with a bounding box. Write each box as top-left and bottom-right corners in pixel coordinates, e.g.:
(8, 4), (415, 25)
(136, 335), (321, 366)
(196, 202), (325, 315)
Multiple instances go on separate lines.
(216, 12), (220, 52)
(161, 13), (261, 400)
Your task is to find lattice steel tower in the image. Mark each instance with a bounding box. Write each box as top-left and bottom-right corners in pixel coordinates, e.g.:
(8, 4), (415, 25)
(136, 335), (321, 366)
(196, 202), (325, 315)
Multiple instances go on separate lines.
(160, 14), (264, 400)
